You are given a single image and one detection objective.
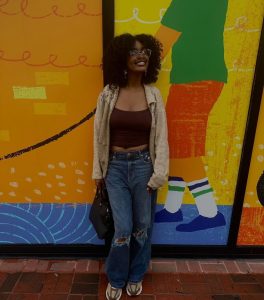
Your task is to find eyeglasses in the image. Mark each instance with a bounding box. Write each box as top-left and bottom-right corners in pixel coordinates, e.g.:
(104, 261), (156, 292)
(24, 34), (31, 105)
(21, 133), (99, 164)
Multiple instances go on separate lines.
(128, 48), (152, 57)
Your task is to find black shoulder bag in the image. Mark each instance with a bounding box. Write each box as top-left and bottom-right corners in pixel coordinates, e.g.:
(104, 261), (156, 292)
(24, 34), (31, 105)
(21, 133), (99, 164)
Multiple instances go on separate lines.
(89, 187), (114, 239)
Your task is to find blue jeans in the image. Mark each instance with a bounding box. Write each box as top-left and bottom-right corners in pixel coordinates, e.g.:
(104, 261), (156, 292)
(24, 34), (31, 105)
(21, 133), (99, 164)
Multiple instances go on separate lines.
(105, 149), (157, 288)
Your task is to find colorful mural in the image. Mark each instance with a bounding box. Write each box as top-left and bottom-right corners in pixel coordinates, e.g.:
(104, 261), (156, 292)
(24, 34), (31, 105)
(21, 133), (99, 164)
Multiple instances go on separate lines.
(237, 89), (264, 245)
(115, 0), (263, 244)
(0, 0), (263, 246)
(0, 0), (103, 244)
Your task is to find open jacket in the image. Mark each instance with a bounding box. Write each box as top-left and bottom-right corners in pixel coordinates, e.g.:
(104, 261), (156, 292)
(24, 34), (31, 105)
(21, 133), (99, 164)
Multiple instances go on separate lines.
(92, 84), (169, 190)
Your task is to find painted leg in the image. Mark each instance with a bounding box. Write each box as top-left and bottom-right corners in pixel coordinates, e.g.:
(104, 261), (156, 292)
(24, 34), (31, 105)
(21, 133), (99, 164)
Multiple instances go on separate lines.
(154, 176), (185, 223)
(176, 157), (226, 232)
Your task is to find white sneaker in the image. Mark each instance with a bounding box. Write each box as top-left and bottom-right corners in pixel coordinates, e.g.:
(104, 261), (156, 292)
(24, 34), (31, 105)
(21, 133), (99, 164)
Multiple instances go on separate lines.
(126, 281), (143, 296)
(106, 283), (122, 300)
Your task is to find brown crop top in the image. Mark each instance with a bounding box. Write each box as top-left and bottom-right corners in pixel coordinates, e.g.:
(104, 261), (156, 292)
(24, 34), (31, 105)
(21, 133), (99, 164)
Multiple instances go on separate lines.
(110, 107), (152, 148)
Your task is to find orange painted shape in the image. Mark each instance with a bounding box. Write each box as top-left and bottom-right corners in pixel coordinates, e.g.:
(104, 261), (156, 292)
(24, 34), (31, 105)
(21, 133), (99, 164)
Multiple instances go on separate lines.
(169, 157), (206, 182)
(166, 81), (224, 158)
(237, 207), (264, 245)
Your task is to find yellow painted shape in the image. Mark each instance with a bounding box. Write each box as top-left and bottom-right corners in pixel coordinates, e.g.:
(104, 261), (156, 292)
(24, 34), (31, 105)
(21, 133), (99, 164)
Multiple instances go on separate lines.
(243, 90), (264, 208)
(0, 130), (10, 142)
(13, 86), (47, 99)
(35, 72), (69, 85)
(33, 103), (67, 115)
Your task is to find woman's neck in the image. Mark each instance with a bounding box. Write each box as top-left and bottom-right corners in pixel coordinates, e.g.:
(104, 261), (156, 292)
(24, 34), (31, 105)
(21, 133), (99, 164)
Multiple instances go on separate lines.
(126, 72), (143, 88)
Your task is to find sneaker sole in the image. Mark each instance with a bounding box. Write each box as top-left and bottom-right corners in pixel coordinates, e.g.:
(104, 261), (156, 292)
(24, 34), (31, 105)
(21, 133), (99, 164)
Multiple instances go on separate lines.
(126, 284), (142, 296)
(106, 288), (122, 300)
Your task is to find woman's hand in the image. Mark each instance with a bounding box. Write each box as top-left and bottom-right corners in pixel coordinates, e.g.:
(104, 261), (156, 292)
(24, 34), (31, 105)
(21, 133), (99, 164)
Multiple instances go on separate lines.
(147, 185), (153, 194)
(95, 179), (105, 190)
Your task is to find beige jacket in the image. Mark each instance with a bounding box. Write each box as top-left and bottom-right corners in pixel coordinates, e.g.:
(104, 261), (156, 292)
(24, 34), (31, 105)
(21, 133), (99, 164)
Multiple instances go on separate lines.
(92, 84), (169, 189)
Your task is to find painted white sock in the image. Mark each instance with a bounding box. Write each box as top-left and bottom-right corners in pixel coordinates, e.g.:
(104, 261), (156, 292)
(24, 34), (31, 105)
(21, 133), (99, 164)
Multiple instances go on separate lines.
(164, 177), (186, 213)
(188, 178), (217, 218)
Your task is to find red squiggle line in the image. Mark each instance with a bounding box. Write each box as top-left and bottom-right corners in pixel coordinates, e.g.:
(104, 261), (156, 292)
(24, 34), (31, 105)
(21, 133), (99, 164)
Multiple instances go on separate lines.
(0, 0), (19, 15)
(0, 50), (31, 62)
(20, 0), (53, 19)
(0, 0), (8, 7)
(52, 3), (101, 18)
(51, 4), (80, 18)
(0, 0), (101, 18)
(0, 50), (101, 68)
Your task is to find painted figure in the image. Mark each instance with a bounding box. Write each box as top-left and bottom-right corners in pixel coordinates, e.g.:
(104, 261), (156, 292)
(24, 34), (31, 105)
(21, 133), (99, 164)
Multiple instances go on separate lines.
(155, 0), (228, 231)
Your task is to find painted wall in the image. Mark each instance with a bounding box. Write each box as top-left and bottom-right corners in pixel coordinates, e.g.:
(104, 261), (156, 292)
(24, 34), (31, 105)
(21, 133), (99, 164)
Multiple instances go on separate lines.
(115, 0), (263, 245)
(237, 89), (264, 245)
(0, 0), (103, 244)
(0, 0), (263, 246)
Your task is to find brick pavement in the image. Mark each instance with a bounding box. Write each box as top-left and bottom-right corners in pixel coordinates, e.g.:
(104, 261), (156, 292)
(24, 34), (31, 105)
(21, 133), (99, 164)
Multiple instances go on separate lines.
(0, 258), (264, 299)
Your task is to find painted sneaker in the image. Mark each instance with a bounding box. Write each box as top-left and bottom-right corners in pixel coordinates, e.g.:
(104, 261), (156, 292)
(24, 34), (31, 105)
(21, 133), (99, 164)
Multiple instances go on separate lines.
(155, 208), (183, 223)
(106, 283), (122, 300)
(176, 211), (226, 232)
(126, 281), (143, 296)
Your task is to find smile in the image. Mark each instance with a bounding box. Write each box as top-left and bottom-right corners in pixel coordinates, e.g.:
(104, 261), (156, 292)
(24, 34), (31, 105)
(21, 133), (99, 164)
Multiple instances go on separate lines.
(135, 61), (146, 66)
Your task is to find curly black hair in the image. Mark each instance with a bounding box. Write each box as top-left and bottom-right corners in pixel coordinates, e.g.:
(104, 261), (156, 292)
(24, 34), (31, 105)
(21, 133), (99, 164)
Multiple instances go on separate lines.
(103, 33), (163, 87)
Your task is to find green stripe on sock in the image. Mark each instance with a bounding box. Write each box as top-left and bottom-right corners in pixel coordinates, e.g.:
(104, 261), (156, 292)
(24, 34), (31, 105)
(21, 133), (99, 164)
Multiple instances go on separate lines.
(168, 185), (185, 192)
(193, 188), (213, 198)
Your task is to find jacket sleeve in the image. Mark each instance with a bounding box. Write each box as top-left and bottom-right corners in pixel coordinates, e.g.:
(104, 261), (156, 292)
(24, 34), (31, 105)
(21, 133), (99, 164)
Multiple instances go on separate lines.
(147, 88), (169, 189)
(92, 91), (104, 180)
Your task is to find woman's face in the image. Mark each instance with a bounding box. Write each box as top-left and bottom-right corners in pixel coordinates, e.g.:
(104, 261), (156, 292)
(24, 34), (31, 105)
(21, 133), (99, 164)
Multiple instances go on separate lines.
(126, 40), (151, 74)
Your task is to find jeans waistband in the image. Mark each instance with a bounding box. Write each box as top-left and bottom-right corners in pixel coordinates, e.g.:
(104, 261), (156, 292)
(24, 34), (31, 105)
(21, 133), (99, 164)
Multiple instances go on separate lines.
(109, 149), (149, 160)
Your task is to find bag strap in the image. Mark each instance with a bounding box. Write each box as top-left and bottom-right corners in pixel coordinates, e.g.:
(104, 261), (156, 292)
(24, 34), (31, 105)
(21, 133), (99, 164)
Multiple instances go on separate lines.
(96, 187), (109, 205)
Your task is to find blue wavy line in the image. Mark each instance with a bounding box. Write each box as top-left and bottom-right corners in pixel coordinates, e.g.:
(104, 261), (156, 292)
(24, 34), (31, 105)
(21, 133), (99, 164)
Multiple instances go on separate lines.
(53, 204), (76, 236)
(0, 222), (37, 242)
(30, 204), (53, 234)
(0, 203), (103, 244)
(49, 204), (66, 231)
(0, 211), (41, 232)
(0, 240), (14, 244)
(28, 203), (42, 216)
(9, 204), (51, 238)
(37, 203), (52, 222)
(43, 204), (54, 223)
(13, 233), (30, 242)
(69, 223), (94, 243)
(0, 215), (42, 243)
(87, 232), (99, 243)
(26, 203), (31, 212)
(68, 209), (93, 243)
(36, 203), (45, 218)
(0, 205), (53, 243)
(45, 204), (71, 229)
(0, 231), (30, 243)
(72, 223), (103, 244)
(20, 203), (29, 211)
(0, 222), (28, 232)
(56, 204), (88, 242)
(41, 204), (70, 229)
(10, 204), (51, 237)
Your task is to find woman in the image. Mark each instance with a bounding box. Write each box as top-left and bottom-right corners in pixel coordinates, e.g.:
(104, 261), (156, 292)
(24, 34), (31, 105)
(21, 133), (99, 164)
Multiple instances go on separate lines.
(92, 33), (169, 300)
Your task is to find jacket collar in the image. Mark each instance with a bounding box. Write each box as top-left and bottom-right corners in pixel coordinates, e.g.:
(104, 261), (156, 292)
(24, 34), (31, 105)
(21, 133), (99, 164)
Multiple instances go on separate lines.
(107, 84), (156, 109)
(144, 85), (156, 106)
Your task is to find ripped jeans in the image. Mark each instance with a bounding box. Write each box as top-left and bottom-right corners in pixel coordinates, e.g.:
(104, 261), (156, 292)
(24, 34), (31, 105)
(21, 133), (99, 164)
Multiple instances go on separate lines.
(105, 150), (157, 288)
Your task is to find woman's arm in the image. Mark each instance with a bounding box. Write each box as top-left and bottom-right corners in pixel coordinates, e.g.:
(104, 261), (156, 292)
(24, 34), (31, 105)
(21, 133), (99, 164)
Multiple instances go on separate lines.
(155, 24), (181, 58)
(92, 91), (104, 180)
(147, 88), (169, 189)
